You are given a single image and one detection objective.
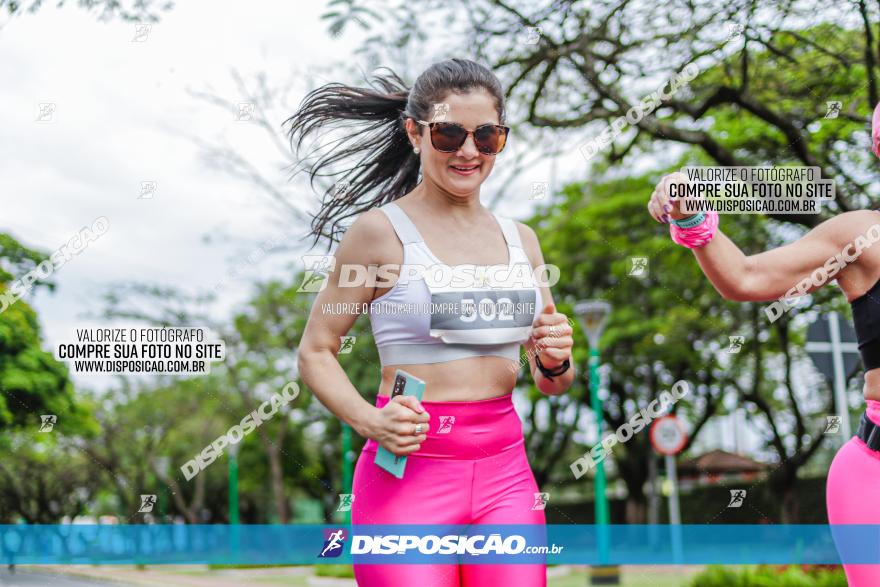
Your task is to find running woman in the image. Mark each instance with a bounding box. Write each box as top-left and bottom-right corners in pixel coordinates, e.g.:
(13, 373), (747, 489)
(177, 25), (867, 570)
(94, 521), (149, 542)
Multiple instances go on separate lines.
(647, 150), (880, 584)
(289, 58), (575, 586)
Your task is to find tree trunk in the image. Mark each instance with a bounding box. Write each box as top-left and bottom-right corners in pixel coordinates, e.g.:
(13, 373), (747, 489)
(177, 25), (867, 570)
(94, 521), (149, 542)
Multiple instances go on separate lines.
(267, 443), (289, 523)
(771, 467), (799, 524)
(779, 484), (799, 524)
(625, 495), (647, 524)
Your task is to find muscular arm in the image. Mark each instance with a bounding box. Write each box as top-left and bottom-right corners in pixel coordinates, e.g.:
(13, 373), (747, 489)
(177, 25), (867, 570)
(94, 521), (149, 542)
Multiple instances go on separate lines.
(650, 173), (880, 302)
(690, 211), (880, 302)
(297, 210), (395, 437)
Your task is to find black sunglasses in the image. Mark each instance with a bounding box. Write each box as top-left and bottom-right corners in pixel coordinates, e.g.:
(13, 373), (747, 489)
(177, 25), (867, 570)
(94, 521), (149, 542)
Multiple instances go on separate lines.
(412, 119), (510, 155)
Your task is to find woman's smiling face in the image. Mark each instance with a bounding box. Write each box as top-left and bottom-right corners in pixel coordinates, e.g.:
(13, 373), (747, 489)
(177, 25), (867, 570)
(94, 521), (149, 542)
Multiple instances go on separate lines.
(405, 88), (502, 198)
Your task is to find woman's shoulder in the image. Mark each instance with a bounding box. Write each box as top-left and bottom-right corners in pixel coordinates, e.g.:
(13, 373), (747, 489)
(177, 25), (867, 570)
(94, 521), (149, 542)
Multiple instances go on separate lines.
(338, 206), (403, 265)
(818, 209), (880, 242)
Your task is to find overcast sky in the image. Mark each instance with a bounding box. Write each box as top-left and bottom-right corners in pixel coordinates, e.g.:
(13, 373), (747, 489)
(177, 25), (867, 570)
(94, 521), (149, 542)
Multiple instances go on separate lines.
(1, 1), (350, 385)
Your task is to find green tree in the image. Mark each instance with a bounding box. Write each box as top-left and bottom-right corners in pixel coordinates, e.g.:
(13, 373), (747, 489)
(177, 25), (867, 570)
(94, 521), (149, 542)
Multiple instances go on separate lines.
(0, 233), (93, 435)
(80, 377), (233, 524)
(0, 233), (97, 521)
(0, 430), (101, 523)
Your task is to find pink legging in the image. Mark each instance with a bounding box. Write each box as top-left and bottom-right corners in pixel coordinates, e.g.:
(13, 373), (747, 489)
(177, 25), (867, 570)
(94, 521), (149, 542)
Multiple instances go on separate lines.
(350, 393), (547, 586)
(826, 400), (880, 585)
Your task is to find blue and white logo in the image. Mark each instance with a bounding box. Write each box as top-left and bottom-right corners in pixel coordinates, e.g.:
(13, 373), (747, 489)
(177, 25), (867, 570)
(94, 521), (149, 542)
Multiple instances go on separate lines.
(319, 528), (347, 558)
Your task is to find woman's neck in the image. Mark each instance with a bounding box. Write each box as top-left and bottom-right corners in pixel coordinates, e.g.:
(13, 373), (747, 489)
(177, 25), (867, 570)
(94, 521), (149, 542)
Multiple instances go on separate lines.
(410, 182), (484, 221)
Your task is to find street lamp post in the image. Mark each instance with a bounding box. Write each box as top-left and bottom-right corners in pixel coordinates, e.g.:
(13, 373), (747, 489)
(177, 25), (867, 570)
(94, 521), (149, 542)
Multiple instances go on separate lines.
(228, 442), (240, 526)
(574, 299), (619, 586)
(342, 423), (353, 524)
(153, 457), (171, 522)
(228, 442), (241, 563)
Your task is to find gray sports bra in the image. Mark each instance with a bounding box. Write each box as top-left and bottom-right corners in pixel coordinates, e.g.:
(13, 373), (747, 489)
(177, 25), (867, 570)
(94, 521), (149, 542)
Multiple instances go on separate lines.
(367, 202), (544, 367)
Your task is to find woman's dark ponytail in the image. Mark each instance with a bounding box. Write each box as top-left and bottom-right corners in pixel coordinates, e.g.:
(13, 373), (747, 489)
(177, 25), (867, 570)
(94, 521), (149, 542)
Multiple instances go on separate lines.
(283, 59), (505, 248)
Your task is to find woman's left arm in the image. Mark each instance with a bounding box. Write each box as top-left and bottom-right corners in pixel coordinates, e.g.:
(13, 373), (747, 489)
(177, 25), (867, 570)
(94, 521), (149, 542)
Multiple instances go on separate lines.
(517, 222), (575, 396)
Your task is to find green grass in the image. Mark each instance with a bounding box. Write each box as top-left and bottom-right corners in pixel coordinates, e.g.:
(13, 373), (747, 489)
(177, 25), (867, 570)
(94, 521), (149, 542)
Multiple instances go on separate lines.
(249, 576), (310, 586)
(62, 564), (709, 586)
(199, 565), (704, 586)
(549, 567), (699, 587)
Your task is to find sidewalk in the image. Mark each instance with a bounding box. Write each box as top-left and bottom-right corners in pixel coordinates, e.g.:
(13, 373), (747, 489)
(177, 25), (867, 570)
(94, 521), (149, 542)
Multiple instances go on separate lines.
(30, 563), (705, 587)
(26, 565), (324, 587)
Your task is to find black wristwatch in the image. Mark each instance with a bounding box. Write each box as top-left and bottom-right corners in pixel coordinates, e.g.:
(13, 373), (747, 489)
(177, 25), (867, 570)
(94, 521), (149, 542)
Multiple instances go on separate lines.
(535, 355), (570, 381)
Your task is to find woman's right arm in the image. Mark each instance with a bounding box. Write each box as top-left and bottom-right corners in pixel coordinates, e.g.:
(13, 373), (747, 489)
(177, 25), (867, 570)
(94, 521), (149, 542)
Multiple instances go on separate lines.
(648, 172), (880, 302)
(297, 210), (429, 456)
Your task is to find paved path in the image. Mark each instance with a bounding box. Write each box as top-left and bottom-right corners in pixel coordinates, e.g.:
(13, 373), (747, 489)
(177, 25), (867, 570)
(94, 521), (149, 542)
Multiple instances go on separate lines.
(0, 568), (131, 586)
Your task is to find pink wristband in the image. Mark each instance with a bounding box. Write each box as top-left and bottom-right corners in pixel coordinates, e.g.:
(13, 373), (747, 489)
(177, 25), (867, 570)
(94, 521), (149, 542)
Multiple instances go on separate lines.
(669, 210), (719, 249)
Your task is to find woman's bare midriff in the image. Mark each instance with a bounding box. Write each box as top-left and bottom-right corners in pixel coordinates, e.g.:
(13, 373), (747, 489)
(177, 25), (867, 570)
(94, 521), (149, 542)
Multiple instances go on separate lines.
(377, 357), (520, 402)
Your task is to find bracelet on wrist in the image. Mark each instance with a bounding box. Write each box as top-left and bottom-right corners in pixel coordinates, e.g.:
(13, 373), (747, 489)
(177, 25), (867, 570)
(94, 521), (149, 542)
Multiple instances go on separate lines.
(535, 355), (570, 381)
(671, 211), (706, 229)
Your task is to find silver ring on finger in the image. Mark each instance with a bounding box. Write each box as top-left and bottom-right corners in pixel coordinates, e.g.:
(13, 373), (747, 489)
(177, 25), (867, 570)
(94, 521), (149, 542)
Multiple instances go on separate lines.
(414, 423), (424, 435)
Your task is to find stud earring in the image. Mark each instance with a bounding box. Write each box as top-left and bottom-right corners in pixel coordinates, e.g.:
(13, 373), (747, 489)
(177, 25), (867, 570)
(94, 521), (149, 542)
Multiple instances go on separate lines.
(413, 146), (421, 154)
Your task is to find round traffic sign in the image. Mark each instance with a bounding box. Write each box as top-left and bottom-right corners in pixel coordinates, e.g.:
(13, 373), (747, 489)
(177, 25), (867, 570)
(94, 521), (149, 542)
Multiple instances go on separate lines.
(650, 415), (688, 456)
